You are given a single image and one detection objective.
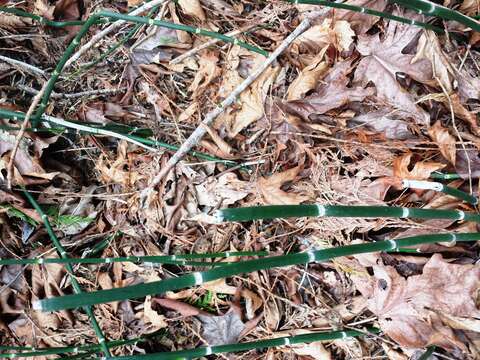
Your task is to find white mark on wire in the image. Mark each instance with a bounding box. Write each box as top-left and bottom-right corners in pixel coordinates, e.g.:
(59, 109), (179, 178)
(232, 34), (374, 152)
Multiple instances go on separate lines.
(193, 272), (204, 285)
(316, 204), (326, 217)
(306, 251), (316, 263)
(388, 240), (398, 251)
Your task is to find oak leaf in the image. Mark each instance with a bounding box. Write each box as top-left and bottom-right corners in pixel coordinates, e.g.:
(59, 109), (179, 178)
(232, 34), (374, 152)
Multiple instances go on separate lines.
(355, 254), (479, 350)
(256, 166), (309, 205)
(283, 60), (374, 122)
(353, 12), (432, 124)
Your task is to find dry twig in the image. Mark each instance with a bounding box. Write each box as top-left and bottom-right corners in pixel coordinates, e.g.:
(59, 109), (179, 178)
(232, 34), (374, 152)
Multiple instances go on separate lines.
(6, 82), (47, 189)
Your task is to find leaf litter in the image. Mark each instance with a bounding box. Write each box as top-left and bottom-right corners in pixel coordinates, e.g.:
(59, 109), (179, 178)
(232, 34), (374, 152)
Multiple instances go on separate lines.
(0, 0), (479, 359)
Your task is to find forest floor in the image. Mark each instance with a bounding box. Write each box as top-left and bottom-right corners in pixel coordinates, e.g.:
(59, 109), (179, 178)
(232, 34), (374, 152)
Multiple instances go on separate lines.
(0, 0), (479, 359)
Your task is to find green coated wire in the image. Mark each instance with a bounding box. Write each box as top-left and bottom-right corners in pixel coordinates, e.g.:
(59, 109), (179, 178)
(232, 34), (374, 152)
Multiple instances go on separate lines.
(35, 232), (480, 311)
(0, 251), (269, 266)
(0, 6), (91, 27)
(106, 328), (380, 360)
(285, 0), (445, 34)
(0, 108), (237, 166)
(218, 204), (480, 223)
(0, 331), (165, 358)
(22, 189), (111, 357)
(390, 0), (480, 32)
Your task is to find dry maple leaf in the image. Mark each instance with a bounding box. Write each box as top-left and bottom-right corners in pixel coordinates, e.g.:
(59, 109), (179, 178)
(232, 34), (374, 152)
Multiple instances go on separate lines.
(393, 153), (445, 180)
(355, 254), (480, 350)
(353, 11), (432, 124)
(283, 60), (374, 122)
(256, 166), (309, 205)
(428, 121), (456, 165)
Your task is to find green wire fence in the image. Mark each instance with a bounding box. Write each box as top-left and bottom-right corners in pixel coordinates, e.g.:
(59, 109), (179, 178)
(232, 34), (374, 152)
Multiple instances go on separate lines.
(217, 204), (479, 222)
(33, 232), (480, 312)
(2, 0), (480, 358)
(0, 331), (165, 359)
(106, 328), (379, 360)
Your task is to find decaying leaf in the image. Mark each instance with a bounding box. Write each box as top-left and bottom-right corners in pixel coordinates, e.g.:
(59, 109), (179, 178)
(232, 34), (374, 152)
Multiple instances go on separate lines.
(143, 296), (168, 331)
(455, 148), (480, 179)
(428, 121), (456, 165)
(0, 130), (57, 184)
(188, 51), (220, 94)
(293, 18), (354, 53)
(354, 11), (432, 124)
(413, 31), (454, 93)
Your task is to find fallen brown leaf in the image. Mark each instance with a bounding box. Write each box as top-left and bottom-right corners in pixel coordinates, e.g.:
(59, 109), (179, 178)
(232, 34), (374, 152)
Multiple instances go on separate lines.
(354, 254), (480, 350)
(284, 60), (374, 122)
(256, 166), (309, 205)
(428, 121), (456, 165)
(354, 10), (432, 124)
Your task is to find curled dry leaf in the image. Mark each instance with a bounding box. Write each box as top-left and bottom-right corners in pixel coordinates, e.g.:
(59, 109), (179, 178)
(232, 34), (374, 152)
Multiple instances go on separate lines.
(393, 153), (445, 180)
(256, 166), (309, 205)
(286, 51), (328, 102)
(195, 172), (251, 207)
(178, 0), (206, 21)
(354, 11), (432, 124)
(143, 296), (168, 332)
(284, 60), (374, 122)
(428, 121), (456, 165)
(0, 130), (58, 184)
(354, 254), (480, 350)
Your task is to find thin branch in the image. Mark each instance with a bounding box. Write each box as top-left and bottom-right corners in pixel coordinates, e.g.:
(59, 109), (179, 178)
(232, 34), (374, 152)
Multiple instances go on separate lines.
(6, 82), (47, 189)
(18, 84), (127, 99)
(0, 54), (46, 77)
(63, 0), (168, 69)
(140, 16), (313, 204)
